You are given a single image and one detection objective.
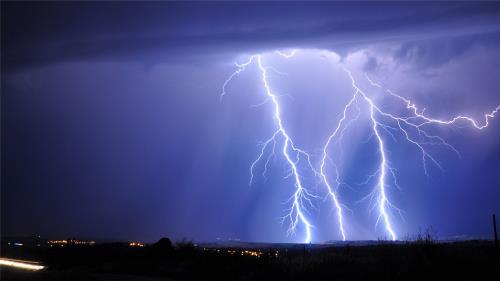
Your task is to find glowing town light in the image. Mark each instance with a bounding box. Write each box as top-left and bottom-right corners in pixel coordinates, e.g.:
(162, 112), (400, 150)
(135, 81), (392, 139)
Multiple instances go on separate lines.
(129, 242), (145, 247)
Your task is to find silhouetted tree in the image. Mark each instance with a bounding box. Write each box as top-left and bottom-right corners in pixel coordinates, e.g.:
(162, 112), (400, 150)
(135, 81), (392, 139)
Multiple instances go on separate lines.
(150, 237), (174, 258)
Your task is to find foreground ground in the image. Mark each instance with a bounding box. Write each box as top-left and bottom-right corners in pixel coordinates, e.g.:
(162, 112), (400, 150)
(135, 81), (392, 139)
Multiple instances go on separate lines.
(1, 240), (499, 281)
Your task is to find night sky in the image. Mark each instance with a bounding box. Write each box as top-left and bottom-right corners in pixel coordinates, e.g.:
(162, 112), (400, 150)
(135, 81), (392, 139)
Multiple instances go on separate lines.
(2, 2), (500, 243)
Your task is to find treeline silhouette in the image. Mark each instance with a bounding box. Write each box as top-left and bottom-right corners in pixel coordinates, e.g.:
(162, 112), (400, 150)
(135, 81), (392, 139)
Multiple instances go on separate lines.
(2, 237), (500, 281)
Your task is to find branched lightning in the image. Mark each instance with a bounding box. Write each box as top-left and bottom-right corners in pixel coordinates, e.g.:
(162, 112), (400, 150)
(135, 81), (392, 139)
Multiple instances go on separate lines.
(275, 49), (298, 58)
(222, 52), (319, 243)
(327, 68), (498, 241)
(220, 56), (256, 102)
(221, 49), (499, 242)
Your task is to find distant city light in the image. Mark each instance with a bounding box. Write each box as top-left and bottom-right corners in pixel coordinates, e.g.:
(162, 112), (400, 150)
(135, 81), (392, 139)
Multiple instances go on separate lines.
(129, 242), (145, 247)
(203, 247), (278, 258)
(48, 239), (68, 245)
(47, 239), (95, 246)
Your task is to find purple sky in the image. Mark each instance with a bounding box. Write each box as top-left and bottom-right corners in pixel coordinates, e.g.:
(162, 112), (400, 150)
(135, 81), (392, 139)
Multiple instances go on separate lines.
(2, 2), (500, 243)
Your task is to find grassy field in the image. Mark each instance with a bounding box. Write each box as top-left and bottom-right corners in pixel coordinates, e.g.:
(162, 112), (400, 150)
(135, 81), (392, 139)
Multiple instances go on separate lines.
(2, 240), (499, 281)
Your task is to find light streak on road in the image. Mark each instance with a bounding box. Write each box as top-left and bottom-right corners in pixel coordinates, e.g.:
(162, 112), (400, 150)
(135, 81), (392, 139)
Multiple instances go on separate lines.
(0, 257), (45, 271)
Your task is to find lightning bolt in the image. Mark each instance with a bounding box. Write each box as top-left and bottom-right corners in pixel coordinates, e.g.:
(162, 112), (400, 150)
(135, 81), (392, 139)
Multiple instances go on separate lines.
(220, 56), (256, 102)
(327, 67), (498, 241)
(221, 52), (318, 243)
(221, 49), (499, 242)
(275, 49), (297, 58)
(364, 74), (500, 130)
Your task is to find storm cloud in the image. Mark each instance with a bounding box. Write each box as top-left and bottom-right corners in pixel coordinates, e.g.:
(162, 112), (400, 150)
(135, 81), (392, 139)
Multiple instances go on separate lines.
(2, 2), (500, 242)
